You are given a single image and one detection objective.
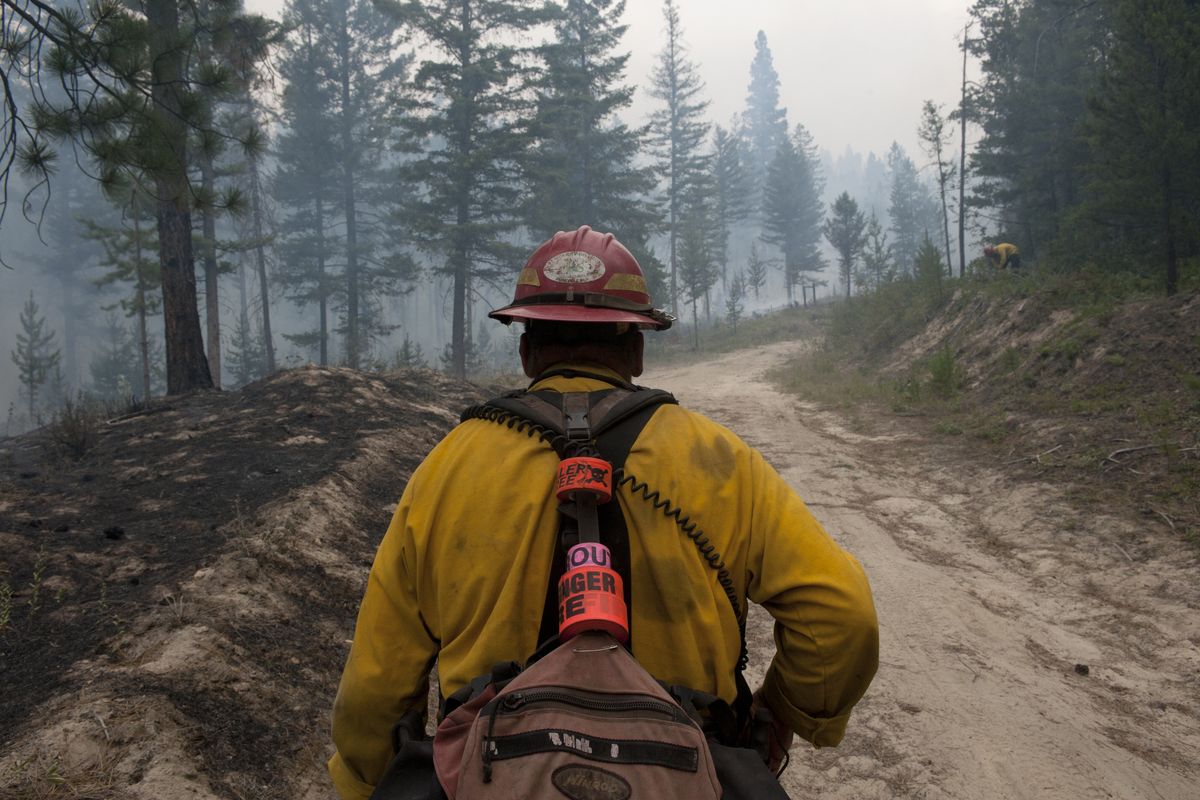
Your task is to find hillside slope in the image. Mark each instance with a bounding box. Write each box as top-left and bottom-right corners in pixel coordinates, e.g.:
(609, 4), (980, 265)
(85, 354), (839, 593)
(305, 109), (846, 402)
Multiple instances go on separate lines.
(0, 367), (485, 799)
(789, 281), (1200, 543)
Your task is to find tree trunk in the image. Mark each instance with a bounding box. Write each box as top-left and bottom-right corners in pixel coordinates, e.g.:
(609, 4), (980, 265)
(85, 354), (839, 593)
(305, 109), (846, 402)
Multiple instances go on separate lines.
(147, 0), (213, 394)
(133, 203), (152, 400)
(249, 153), (276, 373)
(199, 153), (222, 388)
(1163, 164), (1177, 296)
(337, 12), (360, 369)
(959, 26), (969, 278)
(315, 194), (329, 366)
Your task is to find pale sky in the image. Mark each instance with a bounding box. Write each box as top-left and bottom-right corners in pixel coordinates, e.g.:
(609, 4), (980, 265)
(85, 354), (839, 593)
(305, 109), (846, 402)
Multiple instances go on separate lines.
(246, 0), (976, 163)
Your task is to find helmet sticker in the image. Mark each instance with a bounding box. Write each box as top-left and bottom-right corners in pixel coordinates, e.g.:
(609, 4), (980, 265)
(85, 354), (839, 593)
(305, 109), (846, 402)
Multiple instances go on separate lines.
(543, 251), (606, 284)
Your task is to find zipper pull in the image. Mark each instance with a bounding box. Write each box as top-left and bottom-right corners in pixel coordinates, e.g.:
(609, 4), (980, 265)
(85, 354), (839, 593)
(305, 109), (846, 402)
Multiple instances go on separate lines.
(502, 692), (524, 710)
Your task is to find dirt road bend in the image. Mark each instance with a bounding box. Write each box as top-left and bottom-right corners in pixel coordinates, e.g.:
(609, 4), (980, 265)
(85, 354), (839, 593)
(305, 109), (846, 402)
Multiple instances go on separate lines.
(645, 342), (1200, 800)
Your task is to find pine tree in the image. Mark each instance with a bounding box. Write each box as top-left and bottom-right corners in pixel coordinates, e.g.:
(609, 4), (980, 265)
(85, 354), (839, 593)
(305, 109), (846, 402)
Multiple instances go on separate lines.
(725, 271), (746, 332)
(275, 0), (341, 366)
(677, 187), (719, 350)
(398, 0), (552, 378)
(226, 309), (266, 389)
(647, 0), (710, 317)
(914, 233), (946, 299)
(15, 0), (275, 392)
(1083, 0), (1200, 296)
(762, 126), (825, 303)
(741, 31), (788, 206)
(887, 142), (935, 275)
(523, 0), (658, 243)
(918, 100), (957, 275)
(89, 314), (141, 403)
(967, 0), (1110, 257)
(858, 211), (892, 293)
(710, 124), (754, 290)
(394, 335), (426, 369)
(84, 186), (162, 401)
(12, 293), (62, 420)
(824, 192), (867, 298)
(745, 242), (768, 299)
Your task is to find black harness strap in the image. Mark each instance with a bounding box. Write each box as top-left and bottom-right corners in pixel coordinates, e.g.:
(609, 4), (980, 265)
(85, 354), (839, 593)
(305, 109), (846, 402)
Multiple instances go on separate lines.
(531, 388), (676, 655)
(463, 384), (755, 740)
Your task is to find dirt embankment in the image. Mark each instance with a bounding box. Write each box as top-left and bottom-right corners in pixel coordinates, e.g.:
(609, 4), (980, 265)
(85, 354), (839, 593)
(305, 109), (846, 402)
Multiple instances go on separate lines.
(839, 285), (1200, 543)
(0, 367), (485, 799)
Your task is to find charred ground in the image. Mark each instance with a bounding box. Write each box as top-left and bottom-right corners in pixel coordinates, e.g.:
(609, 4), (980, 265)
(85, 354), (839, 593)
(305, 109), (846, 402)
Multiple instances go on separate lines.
(0, 367), (486, 799)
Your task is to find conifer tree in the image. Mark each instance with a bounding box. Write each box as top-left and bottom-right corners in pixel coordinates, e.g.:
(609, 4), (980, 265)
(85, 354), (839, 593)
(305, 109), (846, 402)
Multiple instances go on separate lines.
(647, 0), (710, 317)
(858, 211), (892, 293)
(1083, 0), (1200, 295)
(710, 123), (754, 290)
(524, 0), (658, 242)
(725, 271), (746, 332)
(918, 100), (957, 275)
(741, 30), (788, 206)
(226, 310), (266, 388)
(394, 335), (426, 369)
(745, 242), (768, 299)
(10, 0), (274, 392)
(89, 314), (141, 402)
(887, 142), (936, 275)
(85, 186), (161, 401)
(967, 0), (1109, 256)
(397, 0), (551, 378)
(915, 232), (946, 299)
(12, 293), (61, 420)
(762, 126), (824, 303)
(275, 0), (341, 366)
(824, 192), (867, 298)
(677, 192), (718, 350)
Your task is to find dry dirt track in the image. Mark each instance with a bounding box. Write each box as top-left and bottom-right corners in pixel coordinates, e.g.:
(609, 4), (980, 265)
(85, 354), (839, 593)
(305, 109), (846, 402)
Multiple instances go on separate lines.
(644, 343), (1200, 800)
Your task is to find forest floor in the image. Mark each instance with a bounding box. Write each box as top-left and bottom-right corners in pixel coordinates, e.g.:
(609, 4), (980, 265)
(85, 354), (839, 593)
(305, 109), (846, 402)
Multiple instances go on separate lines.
(2, 328), (1198, 799)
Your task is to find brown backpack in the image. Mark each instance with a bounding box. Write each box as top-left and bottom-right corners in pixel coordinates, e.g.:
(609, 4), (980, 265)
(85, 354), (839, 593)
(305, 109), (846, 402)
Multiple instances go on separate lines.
(434, 631), (722, 800)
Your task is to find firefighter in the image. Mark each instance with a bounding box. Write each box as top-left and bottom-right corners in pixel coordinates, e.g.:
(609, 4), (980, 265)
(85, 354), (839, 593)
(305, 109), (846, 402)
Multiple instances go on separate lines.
(328, 225), (879, 799)
(984, 242), (1021, 270)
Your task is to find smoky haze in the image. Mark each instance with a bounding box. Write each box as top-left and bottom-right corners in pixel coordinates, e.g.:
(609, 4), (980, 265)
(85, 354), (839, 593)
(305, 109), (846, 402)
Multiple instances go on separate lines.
(1, 0), (978, 425)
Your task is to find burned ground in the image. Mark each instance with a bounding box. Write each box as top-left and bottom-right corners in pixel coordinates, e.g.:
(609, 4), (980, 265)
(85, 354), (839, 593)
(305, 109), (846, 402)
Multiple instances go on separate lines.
(0, 367), (486, 799)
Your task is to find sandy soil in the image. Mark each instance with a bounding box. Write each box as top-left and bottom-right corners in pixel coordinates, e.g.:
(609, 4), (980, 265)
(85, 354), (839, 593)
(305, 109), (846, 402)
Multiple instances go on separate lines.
(645, 342), (1200, 800)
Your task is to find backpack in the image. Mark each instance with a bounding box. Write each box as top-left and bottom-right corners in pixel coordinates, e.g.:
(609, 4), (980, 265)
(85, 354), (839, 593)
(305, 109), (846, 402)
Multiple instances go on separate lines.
(369, 372), (788, 800)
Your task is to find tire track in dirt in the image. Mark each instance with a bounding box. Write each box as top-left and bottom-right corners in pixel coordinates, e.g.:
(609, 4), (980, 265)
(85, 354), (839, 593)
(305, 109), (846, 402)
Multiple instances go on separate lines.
(645, 342), (1200, 800)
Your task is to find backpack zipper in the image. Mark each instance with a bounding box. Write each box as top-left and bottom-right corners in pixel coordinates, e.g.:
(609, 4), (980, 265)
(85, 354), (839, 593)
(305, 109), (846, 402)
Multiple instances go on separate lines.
(499, 688), (690, 723)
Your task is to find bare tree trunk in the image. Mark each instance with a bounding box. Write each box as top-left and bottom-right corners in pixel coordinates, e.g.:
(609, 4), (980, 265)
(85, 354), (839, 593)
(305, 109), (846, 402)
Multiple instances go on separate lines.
(133, 198), (152, 400)
(1163, 165), (1177, 296)
(249, 153), (275, 373)
(199, 155), (222, 388)
(337, 12), (360, 369)
(315, 195), (329, 366)
(147, 0), (213, 394)
(959, 26), (969, 278)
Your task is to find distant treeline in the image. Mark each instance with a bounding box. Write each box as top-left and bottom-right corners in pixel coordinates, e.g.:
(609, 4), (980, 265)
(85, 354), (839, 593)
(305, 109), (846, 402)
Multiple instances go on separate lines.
(967, 0), (1199, 294)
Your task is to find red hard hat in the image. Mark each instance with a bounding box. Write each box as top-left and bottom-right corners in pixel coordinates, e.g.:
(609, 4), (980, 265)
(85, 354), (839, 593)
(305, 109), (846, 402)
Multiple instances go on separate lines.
(490, 226), (673, 330)
(984, 245), (997, 255)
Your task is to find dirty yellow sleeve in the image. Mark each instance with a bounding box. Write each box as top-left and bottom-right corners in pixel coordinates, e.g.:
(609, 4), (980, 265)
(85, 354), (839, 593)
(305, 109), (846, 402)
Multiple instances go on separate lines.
(328, 370), (878, 797)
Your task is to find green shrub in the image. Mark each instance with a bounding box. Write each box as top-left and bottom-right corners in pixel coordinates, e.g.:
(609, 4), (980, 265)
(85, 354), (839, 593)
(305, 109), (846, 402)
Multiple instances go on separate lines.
(927, 346), (964, 397)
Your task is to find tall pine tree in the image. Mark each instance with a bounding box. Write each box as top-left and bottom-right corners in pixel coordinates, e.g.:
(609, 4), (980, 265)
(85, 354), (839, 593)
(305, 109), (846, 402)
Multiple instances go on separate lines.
(397, 0), (551, 378)
(762, 126), (824, 303)
(741, 31), (788, 209)
(1083, 0), (1200, 295)
(647, 0), (710, 317)
(523, 0), (659, 252)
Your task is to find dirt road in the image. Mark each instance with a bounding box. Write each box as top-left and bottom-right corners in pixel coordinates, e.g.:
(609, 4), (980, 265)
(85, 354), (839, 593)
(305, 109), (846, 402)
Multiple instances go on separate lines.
(646, 343), (1200, 800)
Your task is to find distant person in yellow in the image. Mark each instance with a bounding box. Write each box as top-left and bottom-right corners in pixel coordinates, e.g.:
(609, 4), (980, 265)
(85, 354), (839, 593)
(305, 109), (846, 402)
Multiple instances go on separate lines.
(984, 243), (1021, 270)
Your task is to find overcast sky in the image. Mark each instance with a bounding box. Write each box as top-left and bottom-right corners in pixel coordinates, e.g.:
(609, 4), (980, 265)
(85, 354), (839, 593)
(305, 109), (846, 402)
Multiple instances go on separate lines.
(246, 0), (976, 164)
